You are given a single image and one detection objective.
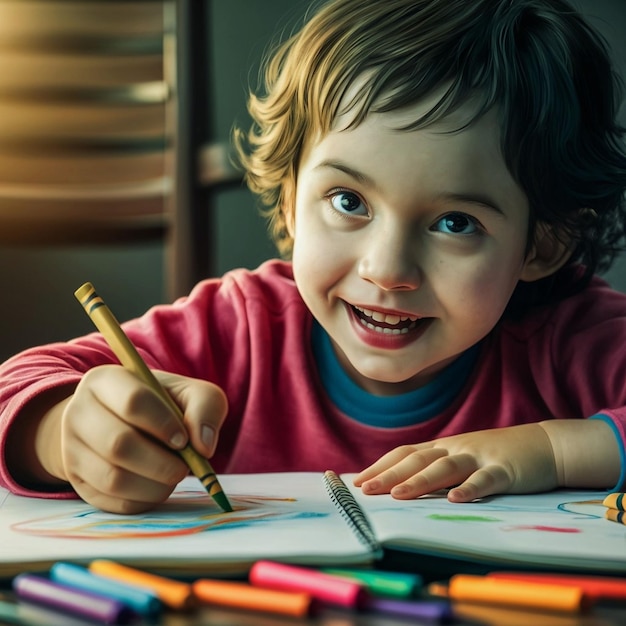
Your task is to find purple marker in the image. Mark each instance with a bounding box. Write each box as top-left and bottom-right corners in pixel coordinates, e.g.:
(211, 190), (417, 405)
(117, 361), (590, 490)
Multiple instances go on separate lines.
(13, 574), (134, 625)
(365, 596), (453, 622)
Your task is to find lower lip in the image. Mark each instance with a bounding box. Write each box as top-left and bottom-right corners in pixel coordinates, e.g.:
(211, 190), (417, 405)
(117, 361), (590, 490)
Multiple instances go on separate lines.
(347, 306), (431, 350)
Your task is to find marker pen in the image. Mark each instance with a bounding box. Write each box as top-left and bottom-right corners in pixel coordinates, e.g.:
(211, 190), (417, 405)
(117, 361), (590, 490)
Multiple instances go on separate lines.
(89, 560), (193, 610)
(428, 574), (588, 613)
(365, 596), (453, 622)
(193, 578), (313, 617)
(488, 571), (626, 602)
(50, 562), (161, 618)
(13, 574), (134, 624)
(322, 568), (422, 598)
(250, 561), (369, 608)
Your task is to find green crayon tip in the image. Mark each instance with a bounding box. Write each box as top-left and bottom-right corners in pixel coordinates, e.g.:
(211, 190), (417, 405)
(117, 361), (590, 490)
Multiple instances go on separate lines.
(212, 490), (233, 513)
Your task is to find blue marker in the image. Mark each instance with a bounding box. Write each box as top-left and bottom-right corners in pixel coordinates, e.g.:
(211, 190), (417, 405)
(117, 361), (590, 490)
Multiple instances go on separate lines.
(49, 562), (161, 618)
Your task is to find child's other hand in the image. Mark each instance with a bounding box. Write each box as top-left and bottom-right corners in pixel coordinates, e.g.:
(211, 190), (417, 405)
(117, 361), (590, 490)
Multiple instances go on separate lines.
(354, 424), (558, 502)
(37, 365), (228, 514)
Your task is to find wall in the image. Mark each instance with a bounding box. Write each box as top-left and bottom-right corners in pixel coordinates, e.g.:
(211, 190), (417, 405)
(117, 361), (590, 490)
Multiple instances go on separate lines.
(0, 0), (624, 362)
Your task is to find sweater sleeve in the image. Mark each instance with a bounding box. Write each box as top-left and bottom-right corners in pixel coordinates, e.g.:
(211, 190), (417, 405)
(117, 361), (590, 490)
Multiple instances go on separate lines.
(0, 260), (294, 498)
(0, 340), (105, 498)
(0, 272), (241, 498)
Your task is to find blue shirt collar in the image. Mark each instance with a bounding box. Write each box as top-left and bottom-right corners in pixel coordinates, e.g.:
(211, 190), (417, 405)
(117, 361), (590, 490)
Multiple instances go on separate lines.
(311, 321), (480, 428)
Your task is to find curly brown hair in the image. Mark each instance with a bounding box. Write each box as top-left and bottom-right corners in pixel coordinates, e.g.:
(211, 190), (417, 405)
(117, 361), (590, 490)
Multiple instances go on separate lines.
(234, 0), (626, 316)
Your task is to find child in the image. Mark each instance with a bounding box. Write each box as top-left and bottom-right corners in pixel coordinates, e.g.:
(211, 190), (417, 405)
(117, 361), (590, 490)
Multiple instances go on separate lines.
(1, 0), (626, 514)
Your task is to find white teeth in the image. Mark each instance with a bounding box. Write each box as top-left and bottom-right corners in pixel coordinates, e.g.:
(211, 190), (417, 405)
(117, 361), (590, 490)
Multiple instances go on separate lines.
(360, 319), (411, 334)
(354, 305), (418, 326)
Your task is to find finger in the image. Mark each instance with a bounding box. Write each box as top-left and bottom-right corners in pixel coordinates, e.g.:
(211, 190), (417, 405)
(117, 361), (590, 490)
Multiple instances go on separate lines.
(159, 374), (229, 457)
(447, 465), (513, 502)
(389, 453), (479, 499)
(81, 366), (189, 449)
(64, 399), (189, 486)
(359, 447), (448, 495)
(355, 441), (439, 486)
(354, 446), (419, 486)
(66, 450), (178, 514)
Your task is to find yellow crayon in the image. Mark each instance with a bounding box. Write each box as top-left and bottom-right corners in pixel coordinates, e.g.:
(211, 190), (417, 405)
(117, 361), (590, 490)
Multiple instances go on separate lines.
(602, 492), (626, 511)
(74, 282), (232, 513)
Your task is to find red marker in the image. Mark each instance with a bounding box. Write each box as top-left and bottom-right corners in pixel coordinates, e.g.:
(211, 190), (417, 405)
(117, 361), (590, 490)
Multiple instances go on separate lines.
(249, 561), (368, 608)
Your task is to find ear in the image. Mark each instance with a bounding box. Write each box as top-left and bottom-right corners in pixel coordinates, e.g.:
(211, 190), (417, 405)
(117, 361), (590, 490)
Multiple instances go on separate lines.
(520, 221), (573, 282)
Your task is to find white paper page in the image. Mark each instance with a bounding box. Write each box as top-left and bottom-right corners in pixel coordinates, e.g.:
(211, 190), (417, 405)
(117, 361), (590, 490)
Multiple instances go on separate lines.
(0, 473), (370, 577)
(344, 475), (626, 572)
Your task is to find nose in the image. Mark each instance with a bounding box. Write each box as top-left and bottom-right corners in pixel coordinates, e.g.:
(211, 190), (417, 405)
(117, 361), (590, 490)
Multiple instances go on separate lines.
(357, 222), (421, 291)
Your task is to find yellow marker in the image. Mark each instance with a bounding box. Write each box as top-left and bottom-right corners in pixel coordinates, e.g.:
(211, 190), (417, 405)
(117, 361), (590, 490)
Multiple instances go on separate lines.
(74, 282), (232, 513)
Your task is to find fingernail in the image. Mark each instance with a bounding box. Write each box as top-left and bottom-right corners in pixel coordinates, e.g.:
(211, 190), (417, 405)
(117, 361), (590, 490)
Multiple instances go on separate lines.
(170, 432), (186, 449)
(201, 424), (215, 450)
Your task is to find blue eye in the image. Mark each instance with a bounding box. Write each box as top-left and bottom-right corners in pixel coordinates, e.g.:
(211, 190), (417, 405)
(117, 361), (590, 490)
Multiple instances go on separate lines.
(432, 212), (479, 235)
(330, 191), (368, 216)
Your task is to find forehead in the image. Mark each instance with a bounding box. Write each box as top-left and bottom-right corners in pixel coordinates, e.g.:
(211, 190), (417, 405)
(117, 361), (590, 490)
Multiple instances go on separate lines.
(298, 98), (528, 220)
(312, 90), (506, 173)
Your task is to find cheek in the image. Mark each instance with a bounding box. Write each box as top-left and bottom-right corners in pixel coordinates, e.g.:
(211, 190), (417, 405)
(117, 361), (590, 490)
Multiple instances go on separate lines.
(292, 206), (352, 278)
(433, 253), (523, 321)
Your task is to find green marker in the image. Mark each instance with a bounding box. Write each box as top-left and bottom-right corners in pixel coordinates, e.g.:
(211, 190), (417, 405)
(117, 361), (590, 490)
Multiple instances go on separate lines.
(323, 568), (422, 598)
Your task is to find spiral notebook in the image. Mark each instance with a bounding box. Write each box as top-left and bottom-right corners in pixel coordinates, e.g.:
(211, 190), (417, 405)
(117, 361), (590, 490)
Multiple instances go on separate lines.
(0, 471), (624, 577)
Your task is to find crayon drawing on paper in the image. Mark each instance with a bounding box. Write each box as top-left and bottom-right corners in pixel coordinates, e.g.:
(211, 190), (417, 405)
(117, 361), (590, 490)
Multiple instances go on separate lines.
(10, 488), (316, 539)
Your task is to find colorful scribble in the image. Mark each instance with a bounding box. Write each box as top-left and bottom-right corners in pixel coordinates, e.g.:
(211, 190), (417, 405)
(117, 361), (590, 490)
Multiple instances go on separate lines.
(10, 490), (308, 540)
(427, 514), (501, 522)
(503, 525), (581, 533)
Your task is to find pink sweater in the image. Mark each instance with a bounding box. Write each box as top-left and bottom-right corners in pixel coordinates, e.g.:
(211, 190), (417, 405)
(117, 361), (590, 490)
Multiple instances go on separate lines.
(2, 260), (626, 498)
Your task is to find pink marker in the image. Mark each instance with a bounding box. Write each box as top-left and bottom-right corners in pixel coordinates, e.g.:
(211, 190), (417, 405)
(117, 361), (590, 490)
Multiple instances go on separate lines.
(249, 561), (369, 608)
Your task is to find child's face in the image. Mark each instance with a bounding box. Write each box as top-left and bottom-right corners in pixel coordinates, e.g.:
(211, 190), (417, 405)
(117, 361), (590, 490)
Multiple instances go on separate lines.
(290, 98), (535, 395)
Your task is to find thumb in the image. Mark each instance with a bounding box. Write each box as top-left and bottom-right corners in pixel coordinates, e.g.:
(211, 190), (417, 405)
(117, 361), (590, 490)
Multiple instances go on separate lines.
(156, 372), (228, 457)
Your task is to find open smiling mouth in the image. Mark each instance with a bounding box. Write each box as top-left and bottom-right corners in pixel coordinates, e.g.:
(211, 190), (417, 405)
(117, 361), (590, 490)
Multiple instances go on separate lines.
(351, 305), (422, 335)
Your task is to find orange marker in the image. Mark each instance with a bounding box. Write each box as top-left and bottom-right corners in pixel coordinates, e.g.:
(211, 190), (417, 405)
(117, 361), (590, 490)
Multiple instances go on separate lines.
(488, 572), (626, 602)
(428, 574), (588, 613)
(193, 579), (313, 617)
(89, 560), (193, 610)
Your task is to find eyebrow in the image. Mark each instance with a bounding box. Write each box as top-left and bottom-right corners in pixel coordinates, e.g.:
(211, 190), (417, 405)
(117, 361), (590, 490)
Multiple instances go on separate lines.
(440, 192), (505, 216)
(313, 160), (377, 188)
(314, 159), (505, 216)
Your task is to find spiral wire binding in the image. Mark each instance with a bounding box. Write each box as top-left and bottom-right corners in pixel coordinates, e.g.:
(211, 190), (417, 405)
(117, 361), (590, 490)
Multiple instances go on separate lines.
(323, 470), (383, 557)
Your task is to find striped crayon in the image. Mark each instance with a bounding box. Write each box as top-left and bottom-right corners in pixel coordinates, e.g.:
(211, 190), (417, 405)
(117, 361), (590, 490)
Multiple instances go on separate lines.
(75, 282), (232, 513)
(603, 492), (626, 511)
